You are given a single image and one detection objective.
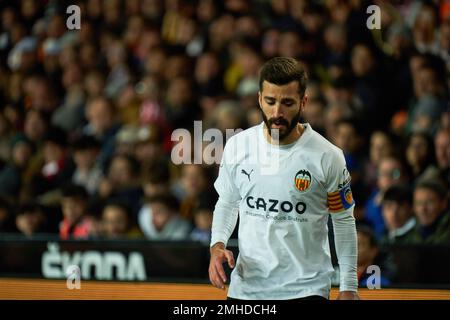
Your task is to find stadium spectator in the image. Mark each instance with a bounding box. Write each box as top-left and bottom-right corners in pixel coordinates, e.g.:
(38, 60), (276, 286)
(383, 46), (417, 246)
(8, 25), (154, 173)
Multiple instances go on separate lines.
(174, 164), (214, 220)
(15, 202), (47, 237)
(0, 113), (13, 166)
(51, 62), (86, 134)
(357, 225), (393, 288)
(409, 180), (450, 244)
(133, 125), (166, 170)
(434, 128), (450, 174)
(364, 155), (410, 239)
(334, 118), (365, 173)
(114, 125), (139, 157)
(138, 193), (191, 240)
(101, 200), (142, 239)
(84, 70), (106, 101)
(29, 126), (74, 200)
(98, 154), (143, 220)
(301, 95), (326, 136)
(59, 184), (92, 240)
(0, 197), (15, 233)
(405, 131), (437, 184)
(0, 134), (34, 197)
(164, 76), (201, 130)
(381, 185), (416, 244)
(333, 117), (368, 219)
(142, 159), (171, 198)
(71, 136), (103, 195)
(22, 108), (49, 146)
(190, 192), (217, 243)
(364, 130), (396, 192)
(420, 128), (450, 188)
(83, 97), (121, 171)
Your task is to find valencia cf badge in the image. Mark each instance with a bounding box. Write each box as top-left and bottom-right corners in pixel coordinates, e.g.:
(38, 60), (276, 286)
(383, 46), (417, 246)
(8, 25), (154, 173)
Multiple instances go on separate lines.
(294, 170), (312, 192)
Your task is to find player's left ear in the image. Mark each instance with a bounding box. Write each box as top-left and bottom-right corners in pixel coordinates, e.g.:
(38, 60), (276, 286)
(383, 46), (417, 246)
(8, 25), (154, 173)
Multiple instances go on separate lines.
(300, 94), (308, 112)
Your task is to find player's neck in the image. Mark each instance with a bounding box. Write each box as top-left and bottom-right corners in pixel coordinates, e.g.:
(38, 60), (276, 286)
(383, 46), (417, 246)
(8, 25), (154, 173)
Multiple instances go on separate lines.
(264, 123), (304, 146)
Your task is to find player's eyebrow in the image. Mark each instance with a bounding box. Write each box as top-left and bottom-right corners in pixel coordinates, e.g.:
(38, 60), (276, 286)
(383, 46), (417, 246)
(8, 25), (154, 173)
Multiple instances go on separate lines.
(281, 98), (296, 104)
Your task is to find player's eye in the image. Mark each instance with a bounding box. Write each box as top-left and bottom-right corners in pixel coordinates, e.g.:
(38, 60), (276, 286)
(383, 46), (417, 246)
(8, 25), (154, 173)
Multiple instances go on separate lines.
(282, 100), (295, 107)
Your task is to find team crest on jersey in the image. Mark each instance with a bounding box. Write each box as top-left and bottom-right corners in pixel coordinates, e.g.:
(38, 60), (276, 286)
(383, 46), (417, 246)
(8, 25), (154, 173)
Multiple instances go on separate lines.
(294, 170), (312, 192)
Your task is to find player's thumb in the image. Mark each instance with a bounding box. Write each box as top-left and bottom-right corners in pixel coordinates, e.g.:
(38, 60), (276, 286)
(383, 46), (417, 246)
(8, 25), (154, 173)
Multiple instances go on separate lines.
(225, 250), (235, 268)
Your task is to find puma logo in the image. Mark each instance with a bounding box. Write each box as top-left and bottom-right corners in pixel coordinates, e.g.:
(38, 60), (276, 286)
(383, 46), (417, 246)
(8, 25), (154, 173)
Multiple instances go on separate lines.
(241, 169), (254, 181)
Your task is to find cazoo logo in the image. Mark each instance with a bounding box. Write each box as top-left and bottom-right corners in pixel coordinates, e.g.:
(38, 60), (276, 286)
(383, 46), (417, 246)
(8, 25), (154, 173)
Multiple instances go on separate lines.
(42, 243), (147, 281)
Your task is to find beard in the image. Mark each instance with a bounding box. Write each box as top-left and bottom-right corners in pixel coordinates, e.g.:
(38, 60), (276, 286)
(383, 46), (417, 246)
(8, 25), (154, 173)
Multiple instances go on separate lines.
(261, 109), (301, 142)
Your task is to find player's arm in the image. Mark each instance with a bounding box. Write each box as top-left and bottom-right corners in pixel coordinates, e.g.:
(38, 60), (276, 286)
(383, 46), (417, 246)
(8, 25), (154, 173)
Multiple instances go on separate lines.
(330, 207), (359, 300)
(326, 151), (359, 300)
(209, 139), (241, 290)
(209, 197), (239, 290)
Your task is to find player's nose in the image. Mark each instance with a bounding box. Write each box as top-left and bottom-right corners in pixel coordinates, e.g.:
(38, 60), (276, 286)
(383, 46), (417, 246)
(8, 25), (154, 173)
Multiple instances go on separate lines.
(273, 103), (284, 118)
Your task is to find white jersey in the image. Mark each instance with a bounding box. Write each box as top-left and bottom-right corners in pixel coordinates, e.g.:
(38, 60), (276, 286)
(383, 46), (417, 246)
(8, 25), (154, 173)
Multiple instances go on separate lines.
(213, 122), (355, 300)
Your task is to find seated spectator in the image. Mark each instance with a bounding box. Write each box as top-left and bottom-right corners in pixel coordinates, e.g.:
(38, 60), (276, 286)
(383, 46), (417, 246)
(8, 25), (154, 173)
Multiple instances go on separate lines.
(71, 136), (103, 195)
(23, 108), (50, 146)
(381, 185), (416, 244)
(189, 192), (217, 243)
(83, 96), (121, 171)
(134, 125), (166, 171)
(59, 184), (93, 240)
(30, 126), (74, 199)
(101, 201), (142, 239)
(138, 193), (191, 241)
(142, 159), (171, 198)
(114, 125), (139, 157)
(409, 180), (450, 244)
(0, 134), (34, 197)
(420, 127), (450, 188)
(15, 202), (47, 237)
(405, 131), (436, 184)
(364, 130), (396, 191)
(163, 76), (201, 130)
(364, 155), (410, 239)
(357, 225), (393, 288)
(173, 164), (214, 220)
(51, 62), (86, 133)
(98, 154), (143, 220)
(334, 117), (368, 219)
(0, 197), (15, 233)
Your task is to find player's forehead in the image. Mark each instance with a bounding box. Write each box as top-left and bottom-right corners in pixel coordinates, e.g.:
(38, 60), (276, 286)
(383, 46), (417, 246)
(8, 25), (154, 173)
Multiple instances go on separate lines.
(260, 80), (301, 99)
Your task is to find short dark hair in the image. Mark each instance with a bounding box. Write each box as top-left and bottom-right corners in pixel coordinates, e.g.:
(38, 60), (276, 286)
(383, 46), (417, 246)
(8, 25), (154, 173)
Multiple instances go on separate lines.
(109, 154), (141, 177)
(259, 57), (308, 97)
(415, 180), (447, 200)
(103, 199), (132, 221)
(62, 183), (89, 200)
(72, 135), (100, 152)
(16, 202), (43, 216)
(44, 126), (67, 148)
(382, 185), (413, 204)
(146, 193), (179, 212)
(144, 159), (170, 184)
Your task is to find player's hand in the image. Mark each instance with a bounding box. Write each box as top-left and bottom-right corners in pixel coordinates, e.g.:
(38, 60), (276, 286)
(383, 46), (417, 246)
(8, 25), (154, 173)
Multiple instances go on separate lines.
(209, 242), (235, 290)
(336, 291), (360, 300)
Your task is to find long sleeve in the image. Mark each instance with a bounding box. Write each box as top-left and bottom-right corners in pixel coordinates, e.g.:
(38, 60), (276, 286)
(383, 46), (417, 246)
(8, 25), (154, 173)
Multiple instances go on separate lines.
(331, 208), (358, 292)
(210, 197), (239, 247)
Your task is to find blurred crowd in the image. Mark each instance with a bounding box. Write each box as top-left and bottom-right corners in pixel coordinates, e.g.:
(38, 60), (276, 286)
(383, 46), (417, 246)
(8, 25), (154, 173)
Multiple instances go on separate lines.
(0, 0), (449, 285)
